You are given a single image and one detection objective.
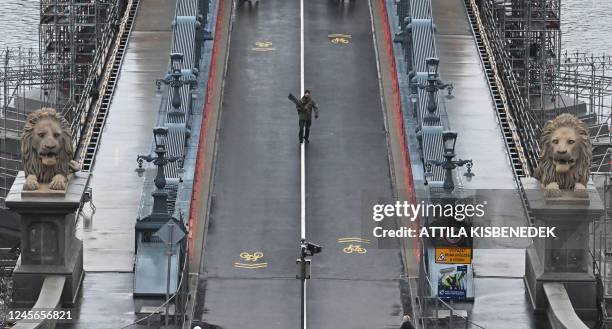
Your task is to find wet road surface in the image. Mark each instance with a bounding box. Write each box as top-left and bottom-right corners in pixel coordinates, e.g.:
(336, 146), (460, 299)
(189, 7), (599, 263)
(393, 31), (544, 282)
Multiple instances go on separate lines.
(194, 0), (302, 327)
(195, 0), (404, 327)
(304, 0), (403, 328)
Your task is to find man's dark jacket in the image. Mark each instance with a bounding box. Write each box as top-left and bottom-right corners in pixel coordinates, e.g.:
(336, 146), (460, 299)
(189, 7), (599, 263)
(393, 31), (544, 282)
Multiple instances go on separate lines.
(297, 96), (318, 121)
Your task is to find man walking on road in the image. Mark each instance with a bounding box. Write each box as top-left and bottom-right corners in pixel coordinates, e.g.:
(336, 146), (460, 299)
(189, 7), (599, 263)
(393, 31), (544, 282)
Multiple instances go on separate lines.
(297, 89), (318, 144)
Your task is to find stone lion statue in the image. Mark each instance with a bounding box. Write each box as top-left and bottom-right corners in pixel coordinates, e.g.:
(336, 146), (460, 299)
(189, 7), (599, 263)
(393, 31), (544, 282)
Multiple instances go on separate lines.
(534, 113), (591, 197)
(20, 108), (80, 191)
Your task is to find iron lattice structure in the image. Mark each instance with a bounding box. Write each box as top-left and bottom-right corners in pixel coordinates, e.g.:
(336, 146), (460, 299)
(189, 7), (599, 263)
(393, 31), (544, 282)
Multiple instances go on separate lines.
(558, 51), (612, 174)
(492, 0), (562, 111)
(40, 0), (117, 106)
(0, 48), (56, 207)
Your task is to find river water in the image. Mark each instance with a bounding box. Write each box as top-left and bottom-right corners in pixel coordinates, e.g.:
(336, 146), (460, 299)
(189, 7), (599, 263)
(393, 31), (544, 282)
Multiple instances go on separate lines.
(561, 0), (612, 55)
(0, 0), (39, 50)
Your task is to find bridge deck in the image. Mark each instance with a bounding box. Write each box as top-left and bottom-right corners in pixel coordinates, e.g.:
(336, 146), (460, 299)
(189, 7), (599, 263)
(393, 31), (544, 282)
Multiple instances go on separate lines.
(62, 0), (178, 327)
(76, 0), (178, 273)
(431, 0), (541, 326)
(194, 0), (403, 328)
(194, 0), (302, 327)
(304, 1), (402, 328)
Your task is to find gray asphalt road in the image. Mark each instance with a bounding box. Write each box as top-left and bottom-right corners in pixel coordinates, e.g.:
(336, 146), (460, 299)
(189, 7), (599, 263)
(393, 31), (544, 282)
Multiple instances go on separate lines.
(194, 0), (302, 327)
(304, 1), (403, 328)
(195, 0), (404, 328)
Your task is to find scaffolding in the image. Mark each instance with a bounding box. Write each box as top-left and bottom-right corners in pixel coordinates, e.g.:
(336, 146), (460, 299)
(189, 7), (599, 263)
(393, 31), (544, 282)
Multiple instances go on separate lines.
(476, 0), (610, 173)
(558, 51), (612, 174)
(0, 48), (56, 207)
(488, 0), (562, 112)
(39, 0), (119, 107)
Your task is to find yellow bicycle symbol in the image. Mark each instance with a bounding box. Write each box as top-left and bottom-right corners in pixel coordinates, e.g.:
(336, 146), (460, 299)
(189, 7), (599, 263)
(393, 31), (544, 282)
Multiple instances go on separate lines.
(342, 244), (367, 254)
(240, 251), (264, 262)
(331, 37), (349, 44)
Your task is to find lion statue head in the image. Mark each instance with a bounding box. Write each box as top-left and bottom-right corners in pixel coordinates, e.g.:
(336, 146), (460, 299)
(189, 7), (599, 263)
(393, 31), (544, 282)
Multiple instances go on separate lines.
(20, 108), (78, 191)
(534, 113), (591, 197)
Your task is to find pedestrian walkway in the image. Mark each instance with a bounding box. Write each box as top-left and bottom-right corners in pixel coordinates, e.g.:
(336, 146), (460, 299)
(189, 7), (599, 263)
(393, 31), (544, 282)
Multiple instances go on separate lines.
(76, 0), (178, 272)
(62, 0), (179, 327)
(431, 0), (541, 326)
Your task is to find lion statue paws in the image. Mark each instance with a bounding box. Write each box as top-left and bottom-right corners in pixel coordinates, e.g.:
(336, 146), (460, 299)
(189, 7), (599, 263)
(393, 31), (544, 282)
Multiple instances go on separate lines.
(49, 174), (68, 190)
(24, 175), (39, 191)
(69, 160), (81, 172)
(544, 182), (562, 197)
(573, 183), (588, 198)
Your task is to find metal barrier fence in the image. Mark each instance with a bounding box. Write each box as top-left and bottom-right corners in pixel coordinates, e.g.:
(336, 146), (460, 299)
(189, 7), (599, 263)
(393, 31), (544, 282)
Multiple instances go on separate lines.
(129, 0), (214, 327)
(392, 0), (470, 327)
(394, 0), (459, 186)
(121, 235), (191, 328)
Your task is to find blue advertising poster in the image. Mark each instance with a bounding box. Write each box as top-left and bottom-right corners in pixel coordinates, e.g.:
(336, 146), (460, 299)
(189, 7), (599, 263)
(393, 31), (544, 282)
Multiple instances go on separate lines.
(428, 249), (474, 300)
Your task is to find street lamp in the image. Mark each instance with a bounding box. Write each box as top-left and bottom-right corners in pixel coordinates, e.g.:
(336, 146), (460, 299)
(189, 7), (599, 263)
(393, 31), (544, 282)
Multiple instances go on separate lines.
(412, 57), (452, 124)
(442, 130), (457, 154)
(425, 57), (440, 79)
(134, 127), (187, 326)
(135, 127), (183, 223)
(155, 53), (198, 114)
(427, 131), (474, 192)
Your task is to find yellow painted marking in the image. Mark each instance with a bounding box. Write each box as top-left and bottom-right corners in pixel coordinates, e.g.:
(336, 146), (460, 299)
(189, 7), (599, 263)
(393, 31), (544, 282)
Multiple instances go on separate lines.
(342, 244), (367, 254)
(252, 41), (275, 52)
(234, 251), (267, 269)
(337, 237), (370, 244)
(327, 34), (352, 45)
(234, 262), (268, 269)
(240, 251), (264, 262)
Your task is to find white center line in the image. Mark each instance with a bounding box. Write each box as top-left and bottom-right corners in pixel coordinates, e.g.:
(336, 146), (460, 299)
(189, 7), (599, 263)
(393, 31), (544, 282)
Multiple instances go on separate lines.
(300, 0), (306, 243)
(300, 2), (307, 329)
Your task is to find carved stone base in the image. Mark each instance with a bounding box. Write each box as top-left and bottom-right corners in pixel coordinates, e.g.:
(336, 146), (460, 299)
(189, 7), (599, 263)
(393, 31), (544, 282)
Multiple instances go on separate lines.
(6, 171), (88, 308)
(524, 247), (597, 321)
(11, 240), (84, 308)
(521, 177), (603, 325)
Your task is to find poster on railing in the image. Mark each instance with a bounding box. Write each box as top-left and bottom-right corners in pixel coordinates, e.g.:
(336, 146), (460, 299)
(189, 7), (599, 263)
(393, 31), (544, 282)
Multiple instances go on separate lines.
(428, 248), (474, 300)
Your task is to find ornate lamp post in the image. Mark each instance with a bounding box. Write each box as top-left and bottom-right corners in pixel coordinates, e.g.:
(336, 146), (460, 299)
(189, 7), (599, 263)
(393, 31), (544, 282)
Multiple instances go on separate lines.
(427, 131), (474, 192)
(411, 57), (453, 124)
(135, 127), (183, 228)
(155, 53), (198, 115)
(134, 127), (187, 322)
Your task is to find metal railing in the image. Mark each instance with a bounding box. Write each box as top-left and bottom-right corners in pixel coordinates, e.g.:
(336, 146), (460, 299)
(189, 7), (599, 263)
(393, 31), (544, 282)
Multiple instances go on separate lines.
(121, 235), (191, 328)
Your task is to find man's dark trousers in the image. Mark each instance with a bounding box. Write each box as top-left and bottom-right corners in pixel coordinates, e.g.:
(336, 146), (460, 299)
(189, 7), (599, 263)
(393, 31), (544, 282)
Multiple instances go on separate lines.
(299, 119), (311, 142)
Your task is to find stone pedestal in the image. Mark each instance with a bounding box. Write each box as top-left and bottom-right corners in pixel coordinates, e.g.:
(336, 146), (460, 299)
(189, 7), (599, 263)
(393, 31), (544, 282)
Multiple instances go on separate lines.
(522, 178), (604, 322)
(6, 171), (88, 307)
